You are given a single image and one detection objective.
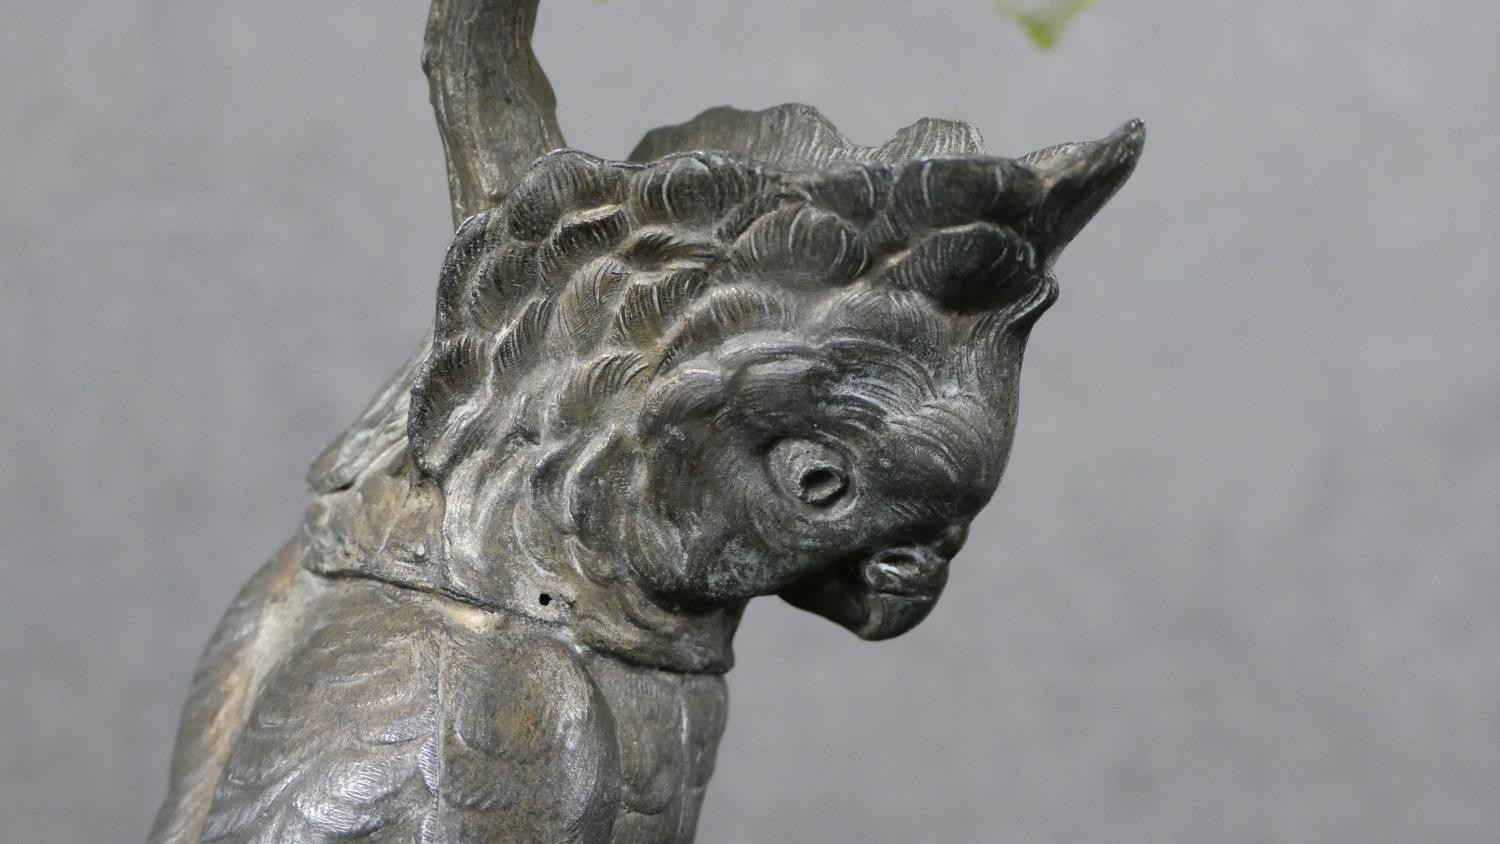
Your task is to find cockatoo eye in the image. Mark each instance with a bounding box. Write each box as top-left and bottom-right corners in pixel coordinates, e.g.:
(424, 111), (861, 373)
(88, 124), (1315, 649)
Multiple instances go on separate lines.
(768, 439), (850, 508)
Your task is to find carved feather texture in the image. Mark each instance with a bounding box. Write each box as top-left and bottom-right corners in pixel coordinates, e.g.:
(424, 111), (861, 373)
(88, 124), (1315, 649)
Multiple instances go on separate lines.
(198, 582), (618, 843)
(616, 229), (720, 270)
(879, 222), (1037, 311)
(435, 212), (505, 340)
(610, 269), (710, 350)
(628, 104), (984, 170)
(629, 153), (762, 225)
(408, 336), (491, 475)
(558, 258), (631, 352)
(801, 161), (892, 224)
(731, 204), (870, 288)
(819, 288), (947, 363)
(491, 297), (554, 383)
(403, 114), (1144, 486)
(552, 353), (648, 430)
(159, 106), (1143, 844)
(465, 240), (541, 334)
(655, 287), (797, 371)
(505, 151), (631, 242)
(540, 206), (632, 282)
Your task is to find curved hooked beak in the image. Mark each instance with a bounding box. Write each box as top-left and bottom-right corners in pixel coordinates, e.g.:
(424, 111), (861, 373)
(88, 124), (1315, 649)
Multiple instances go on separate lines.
(1021, 118), (1146, 264)
(779, 544), (952, 640)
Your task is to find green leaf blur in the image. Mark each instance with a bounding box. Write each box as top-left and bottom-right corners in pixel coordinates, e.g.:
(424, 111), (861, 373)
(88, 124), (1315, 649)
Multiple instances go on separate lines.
(993, 0), (1099, 48)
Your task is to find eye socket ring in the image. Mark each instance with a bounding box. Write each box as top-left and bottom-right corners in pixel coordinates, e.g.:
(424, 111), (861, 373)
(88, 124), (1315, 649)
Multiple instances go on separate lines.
(768, 439), (850, 508)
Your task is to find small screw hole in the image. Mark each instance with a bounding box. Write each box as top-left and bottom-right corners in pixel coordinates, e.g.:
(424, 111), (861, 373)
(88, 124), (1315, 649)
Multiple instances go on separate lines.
(538, 593), (552, 606)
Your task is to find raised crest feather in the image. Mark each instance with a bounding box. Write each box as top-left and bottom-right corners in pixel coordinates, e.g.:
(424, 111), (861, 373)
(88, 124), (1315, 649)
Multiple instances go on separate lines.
(398, 109), (1142, 487)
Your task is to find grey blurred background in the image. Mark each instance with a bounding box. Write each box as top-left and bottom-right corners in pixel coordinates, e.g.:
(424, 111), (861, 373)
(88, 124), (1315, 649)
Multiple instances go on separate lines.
(2, 1), (1497, 841)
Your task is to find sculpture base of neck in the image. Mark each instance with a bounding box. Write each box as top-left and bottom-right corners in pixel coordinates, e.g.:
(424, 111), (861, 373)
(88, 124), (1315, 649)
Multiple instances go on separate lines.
(301, 447), (744, 675)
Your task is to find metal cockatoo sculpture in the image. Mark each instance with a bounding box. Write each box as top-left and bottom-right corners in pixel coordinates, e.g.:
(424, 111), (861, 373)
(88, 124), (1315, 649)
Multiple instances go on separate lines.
(149, 2), (1142, 842)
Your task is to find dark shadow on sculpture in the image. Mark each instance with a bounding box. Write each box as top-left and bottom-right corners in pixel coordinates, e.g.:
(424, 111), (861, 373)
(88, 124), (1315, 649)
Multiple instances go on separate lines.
(148, 2), (1141, 841)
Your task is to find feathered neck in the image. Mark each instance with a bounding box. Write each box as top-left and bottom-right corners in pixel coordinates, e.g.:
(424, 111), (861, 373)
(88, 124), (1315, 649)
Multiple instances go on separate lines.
(300, 442), (742, 674)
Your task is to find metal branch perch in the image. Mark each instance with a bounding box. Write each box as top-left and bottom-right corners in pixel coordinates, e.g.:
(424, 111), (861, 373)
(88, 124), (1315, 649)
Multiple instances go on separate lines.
(423, 0), (564, 225)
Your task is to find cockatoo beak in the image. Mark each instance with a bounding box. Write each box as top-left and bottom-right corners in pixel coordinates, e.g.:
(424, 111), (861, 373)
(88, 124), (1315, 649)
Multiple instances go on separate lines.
(780, 543), (953, 640)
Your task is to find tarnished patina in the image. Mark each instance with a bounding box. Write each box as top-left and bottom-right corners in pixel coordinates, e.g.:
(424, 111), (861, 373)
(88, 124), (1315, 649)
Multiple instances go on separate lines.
(150, 2), (1141, 841)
